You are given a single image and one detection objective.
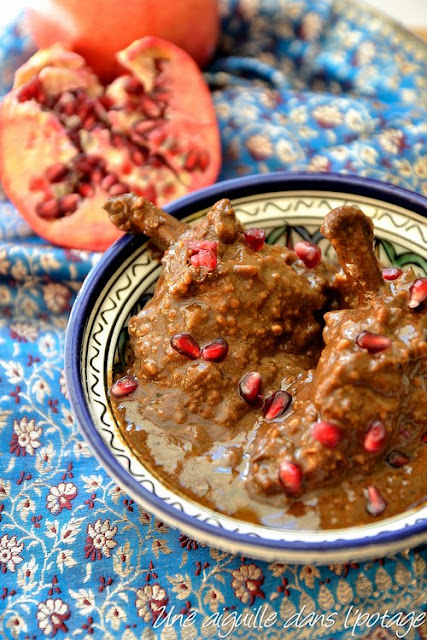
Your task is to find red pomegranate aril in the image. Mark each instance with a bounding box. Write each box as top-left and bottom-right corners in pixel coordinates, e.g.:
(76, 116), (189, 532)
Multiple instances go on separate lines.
(131, 150), (146, 166)
(124, 76), (141, 94)
(17, 77), (42, 103)
(408, 277), (427, 310)
(60, 193), (80, 214)
(244, 228), (265, 251)
(198, 150), (210, 172)
(364, 420), (386, 453)
(140, 95), (162, 119)
(83, 115), (96, 130)
(201, 338), (228, 363)
(134, 120), (155, 136)
(294, 241), (322, 268)
(364, 486), (387, 517)
(170, 333), (201, 359)
(264, 390), (292, 420)
(147, 127), (168, 147)
(74, 155), (98, 173)
(109, 183), (128, 196)
(63, 102), (76, 116)
(112, 133), (126, 148)
(190, 250), (217, 270)
(278, 460), (303, 495)
(386, 450), (410, 468)
(184, 149), (198, 171)
(45, 162), (68, 183)
(186, 240), (218, 255)
(356, 331), (392, 354)
(101, 174), (117, 191)
(422, 432), (427, 443)
(238, 371), (263, 406)
(110, 374), (138, 398)
(78, 183), (94, 198)
(382, 267), (403, 281)
(77, 102), (92, 123)
(312, 421), (344, 449)
(36, 198), (60, 219)
(91, 168), (104, 184)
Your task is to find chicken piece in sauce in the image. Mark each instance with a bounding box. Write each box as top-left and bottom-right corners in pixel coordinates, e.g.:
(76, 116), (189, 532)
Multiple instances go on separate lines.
(105, 195), (427, 526)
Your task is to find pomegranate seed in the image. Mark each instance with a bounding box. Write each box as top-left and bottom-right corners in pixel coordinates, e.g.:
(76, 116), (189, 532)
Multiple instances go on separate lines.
(99, 95), (113, 110)
(364, 420), (386, 453)
(78, 183), (94, 198)
(382, 267), (403, 280)
(198, 149), (210, 171)
(422, 432), (427, 443)
(45, 162), (68, 183)
(131, 150), (146, 166)
(63, 100), (77, 116)
(294, 241), (322, 268)
(386, 450), (410, 468)
(109, 183), (128, 196)
(201, 338), (228, 362)
(184, 149), (198, 171)
(144, 183), (157, 202)
(17, 77), (42, 103)
(75, 155), (99, 173)
(83, 116), (96, 130)
(134, 120), (156, 136)
(101, 174), (117, 191)
(264, 390), (292, 420)
(312, 421), (344, 449)
(186, 240), (218, 255)
(356, 331), (391, 354)
(60, 193), (80, 214)
(140, 96), (161, 118)
(110, 375), (138, 398)
(77, 102), (92, 122)
(244, 228), (265, 251)
(364, 486), (387, 517)
(36, 198), (60, 219)
(91, 168), (104, 184)
(124, 76), (141, 94)
(238, 372), (263, 406)
(278, 460), (303, 495)
(170, 333), (200, 359)
(190, 250), (217, 270)
(408, 277), (427, 310)
(148, 126), (168, 147)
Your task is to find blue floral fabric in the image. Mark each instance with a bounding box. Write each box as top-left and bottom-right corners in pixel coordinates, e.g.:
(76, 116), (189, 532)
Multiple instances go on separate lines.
(0, 2), (426, 639)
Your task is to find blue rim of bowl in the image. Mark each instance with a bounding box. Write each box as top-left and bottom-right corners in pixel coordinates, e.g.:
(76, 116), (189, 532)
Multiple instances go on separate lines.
(65, 171), (427, 556)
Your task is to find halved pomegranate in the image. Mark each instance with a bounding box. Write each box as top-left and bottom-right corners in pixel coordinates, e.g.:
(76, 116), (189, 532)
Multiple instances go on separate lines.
(0, 40), (220, 251)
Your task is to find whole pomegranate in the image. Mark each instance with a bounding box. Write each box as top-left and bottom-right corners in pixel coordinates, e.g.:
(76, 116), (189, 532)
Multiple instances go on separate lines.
(0, 39), (221, 250)
(26, 0), (219, 81)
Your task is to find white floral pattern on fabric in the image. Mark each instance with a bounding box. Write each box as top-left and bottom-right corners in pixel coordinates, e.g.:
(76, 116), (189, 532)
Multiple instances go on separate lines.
(0, 535), (24, 574)
(10, 417), (42, 456)
(46, 482), (78, 515)
(232, 563), (265, 605)
(84, 518), (118, 561)
(136, 584), (169, 623)
(36, 598), (71, 636)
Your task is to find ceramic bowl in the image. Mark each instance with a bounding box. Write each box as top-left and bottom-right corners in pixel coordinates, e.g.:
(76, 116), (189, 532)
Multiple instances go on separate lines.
(65, 172), (427, 564)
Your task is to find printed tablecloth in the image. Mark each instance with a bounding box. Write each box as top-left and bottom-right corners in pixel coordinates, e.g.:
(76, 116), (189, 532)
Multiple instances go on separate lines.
(0, 1), (426, 638)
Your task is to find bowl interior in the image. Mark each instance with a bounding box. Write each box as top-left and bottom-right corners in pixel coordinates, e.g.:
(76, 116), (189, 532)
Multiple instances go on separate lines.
(71, 178), (427, 562)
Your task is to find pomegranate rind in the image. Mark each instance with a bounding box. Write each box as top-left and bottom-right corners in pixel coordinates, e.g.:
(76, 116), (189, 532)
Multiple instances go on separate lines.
(0, 96), (123, 251)
(0, 39), (221, 251)
(26, 0), (219, 81)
